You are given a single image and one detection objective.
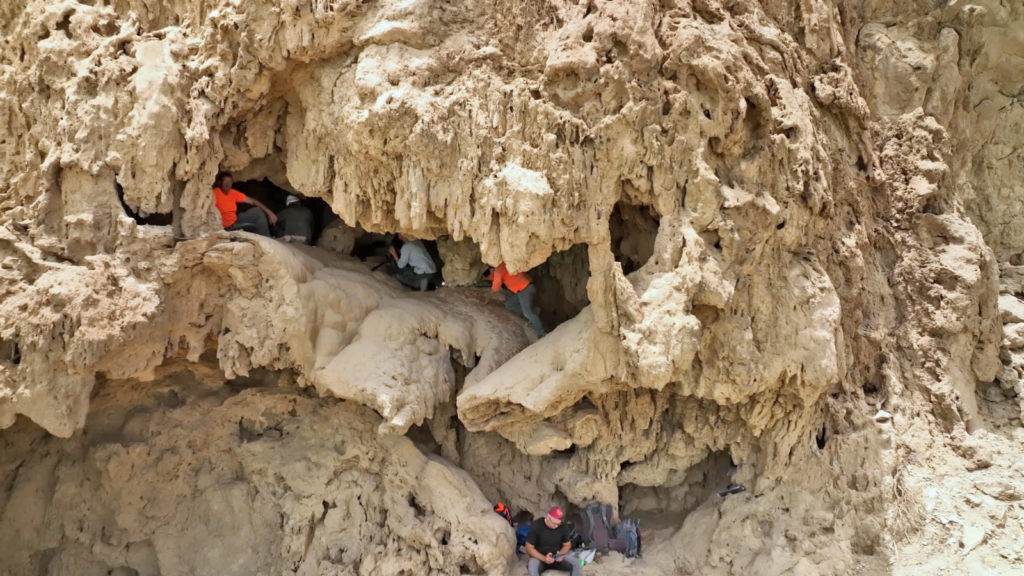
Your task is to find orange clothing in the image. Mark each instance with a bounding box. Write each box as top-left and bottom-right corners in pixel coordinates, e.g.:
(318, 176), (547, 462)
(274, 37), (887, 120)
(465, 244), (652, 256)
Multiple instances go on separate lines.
(491, 263), (531, 294)
(213, 187), (248, 228)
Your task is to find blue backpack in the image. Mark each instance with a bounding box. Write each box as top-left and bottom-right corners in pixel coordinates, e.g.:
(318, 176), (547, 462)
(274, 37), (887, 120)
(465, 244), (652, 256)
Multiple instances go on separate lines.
(613, 518), (642, 558)
(515, 523), (531, 553)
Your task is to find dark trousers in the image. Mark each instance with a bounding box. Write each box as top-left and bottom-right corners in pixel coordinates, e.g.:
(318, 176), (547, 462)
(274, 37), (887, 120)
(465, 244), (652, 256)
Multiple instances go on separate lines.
(505, 284), (546, 337)
(226, 207), (271, 236)
(393, 267), (434, 291)
(527, 557), (580, 576)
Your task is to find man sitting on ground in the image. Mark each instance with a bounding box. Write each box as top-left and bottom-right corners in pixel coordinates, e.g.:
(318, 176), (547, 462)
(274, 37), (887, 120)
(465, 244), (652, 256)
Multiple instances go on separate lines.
(388, 234), (438, 291)
(490, 262), (546, 337)
(212, 171), (277, 236)
(276, 194), (315, 245)
(525, 507), (579, 576)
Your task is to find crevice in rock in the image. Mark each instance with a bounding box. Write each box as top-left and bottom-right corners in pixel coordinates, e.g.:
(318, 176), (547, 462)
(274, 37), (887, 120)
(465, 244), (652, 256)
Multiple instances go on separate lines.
(816, 423), (828, 449)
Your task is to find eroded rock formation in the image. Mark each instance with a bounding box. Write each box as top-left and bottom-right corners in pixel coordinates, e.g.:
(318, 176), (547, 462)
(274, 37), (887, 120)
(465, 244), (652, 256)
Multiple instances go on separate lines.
(1, 0), (1023, 575)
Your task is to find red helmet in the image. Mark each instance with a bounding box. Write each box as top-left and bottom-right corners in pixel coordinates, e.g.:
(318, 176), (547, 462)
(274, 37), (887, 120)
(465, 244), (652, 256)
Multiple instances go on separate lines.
(547, 506), (564, 521)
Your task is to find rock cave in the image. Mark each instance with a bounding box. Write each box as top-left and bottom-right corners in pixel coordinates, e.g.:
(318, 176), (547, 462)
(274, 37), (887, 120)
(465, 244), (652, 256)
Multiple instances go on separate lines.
(2, 0), (1024, 575)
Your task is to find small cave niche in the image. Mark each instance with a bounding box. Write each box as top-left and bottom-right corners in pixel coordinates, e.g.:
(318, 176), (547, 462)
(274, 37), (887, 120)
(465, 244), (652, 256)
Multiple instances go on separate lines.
(531, 243), (592, 329)
(610, 202), (659, 275)
(116, 182), (172, 226)
(407, 494), (426, 518)
(815, 423), (828, 449)
(0, 338), (21, 366)
(406, 423), (444, 456)
(225, 367), (282, 392)
(742, 97), (766, 139)
(619, 450), (734, 529)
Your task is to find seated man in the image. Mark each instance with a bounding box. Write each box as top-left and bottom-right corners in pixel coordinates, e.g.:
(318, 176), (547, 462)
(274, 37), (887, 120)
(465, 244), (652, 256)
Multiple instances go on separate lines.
(490, 262), (546, 337)
(388, 235), (438, 291)
(525, 507), (579, 576)
(276, 194), (315, 245)
(212, 171), (276, 236)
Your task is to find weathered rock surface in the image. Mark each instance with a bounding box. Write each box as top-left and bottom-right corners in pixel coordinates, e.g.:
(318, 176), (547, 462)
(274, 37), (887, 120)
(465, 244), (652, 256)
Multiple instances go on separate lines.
(1, 0), (1022, 575)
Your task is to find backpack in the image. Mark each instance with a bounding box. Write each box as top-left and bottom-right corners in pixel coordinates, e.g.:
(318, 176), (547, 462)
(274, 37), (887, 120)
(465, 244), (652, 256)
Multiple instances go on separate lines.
(613, 518), (642, 558)
(564, 520), (583, 549)
(579, 502), (628, 554)
(493, 502), (513, 526)
(515, 523), (531, 554)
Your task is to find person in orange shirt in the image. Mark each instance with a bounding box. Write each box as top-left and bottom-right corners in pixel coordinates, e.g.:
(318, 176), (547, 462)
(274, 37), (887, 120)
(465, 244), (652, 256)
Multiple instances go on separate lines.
(491, 262), (546, 337)
(212, 172), (277, 236)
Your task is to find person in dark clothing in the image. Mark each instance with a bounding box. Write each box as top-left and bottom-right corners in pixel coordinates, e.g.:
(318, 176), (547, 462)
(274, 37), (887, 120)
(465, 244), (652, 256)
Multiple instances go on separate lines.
(276, 195), (315, 244)
(525, 507), (580, 576)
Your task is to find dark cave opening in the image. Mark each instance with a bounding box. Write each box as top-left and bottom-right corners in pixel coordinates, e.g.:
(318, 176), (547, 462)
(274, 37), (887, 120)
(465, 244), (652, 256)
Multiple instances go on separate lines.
(0, 338), (20, 366)
(530, 243), (592, 329)
(233, 178), (335, 246)
(116, 182), (172, 226)
(610, 202), (659, 274)
(816, 423), (828, 449)
(619, 450), (734, 528)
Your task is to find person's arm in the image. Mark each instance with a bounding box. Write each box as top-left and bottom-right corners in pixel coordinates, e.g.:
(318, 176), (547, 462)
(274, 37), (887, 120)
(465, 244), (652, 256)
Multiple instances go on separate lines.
(240, 194), (278, 225)
(523, 542), (553, 564)
(558, 540), (571, 556)
(491, 266), (503, 292)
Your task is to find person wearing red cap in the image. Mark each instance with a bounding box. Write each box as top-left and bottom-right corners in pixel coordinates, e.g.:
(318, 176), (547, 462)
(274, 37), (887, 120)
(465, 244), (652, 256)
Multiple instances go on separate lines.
(524, 506), (580, 576)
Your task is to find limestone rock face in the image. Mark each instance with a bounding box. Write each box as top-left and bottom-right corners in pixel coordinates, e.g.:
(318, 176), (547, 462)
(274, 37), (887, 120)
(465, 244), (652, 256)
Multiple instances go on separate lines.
(1, 0), (1022, 575)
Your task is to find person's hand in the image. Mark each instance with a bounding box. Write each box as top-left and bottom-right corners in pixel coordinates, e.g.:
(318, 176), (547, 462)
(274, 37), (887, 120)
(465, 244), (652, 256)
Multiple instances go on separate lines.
(388, 247), (398, 260)
(544, 553), (555, 564)
(267, 212), (278, 225)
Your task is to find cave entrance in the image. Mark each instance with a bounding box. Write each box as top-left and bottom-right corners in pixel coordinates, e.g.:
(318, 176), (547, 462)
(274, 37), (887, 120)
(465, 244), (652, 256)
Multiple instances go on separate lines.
(233, 178), (334, 245)
(610, 202), (659, 274)
(530, 243), (591, 329)
(352, 233), (445, 291)
(619, 450), (733, 529)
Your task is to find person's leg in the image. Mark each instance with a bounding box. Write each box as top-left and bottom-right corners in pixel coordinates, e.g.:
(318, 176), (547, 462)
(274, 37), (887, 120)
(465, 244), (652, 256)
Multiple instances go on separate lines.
(232, 207), (270, 236)
(517, 284), (546, 337)
(393, 268), (432, 291)
(549, 558), (579, 576)
(504, 290), (522, 312)
(393, 267), (417, 289)
(526, 558), (543, 576)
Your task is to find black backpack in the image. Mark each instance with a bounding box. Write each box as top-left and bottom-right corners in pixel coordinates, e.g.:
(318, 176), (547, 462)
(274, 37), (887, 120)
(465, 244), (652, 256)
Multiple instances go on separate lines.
(564, 520), (583, 549)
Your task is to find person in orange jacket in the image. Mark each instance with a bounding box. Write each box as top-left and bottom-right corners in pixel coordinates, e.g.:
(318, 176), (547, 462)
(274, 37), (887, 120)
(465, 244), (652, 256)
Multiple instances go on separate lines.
(491, 262), (546, 337)
(212, 171), (277, 236)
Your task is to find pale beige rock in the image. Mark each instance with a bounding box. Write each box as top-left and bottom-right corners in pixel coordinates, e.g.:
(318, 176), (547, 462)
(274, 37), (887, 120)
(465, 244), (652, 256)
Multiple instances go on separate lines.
(315, 218), (361, 255)
(0, 370), (516, 576)
(0, 0), (1023, 575)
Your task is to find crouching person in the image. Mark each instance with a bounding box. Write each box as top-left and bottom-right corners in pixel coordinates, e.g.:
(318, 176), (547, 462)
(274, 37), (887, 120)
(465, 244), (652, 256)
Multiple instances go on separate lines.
(525, 507), (580, 576)
(388, 234), (438, 291)
(276, 194), (315, 244)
